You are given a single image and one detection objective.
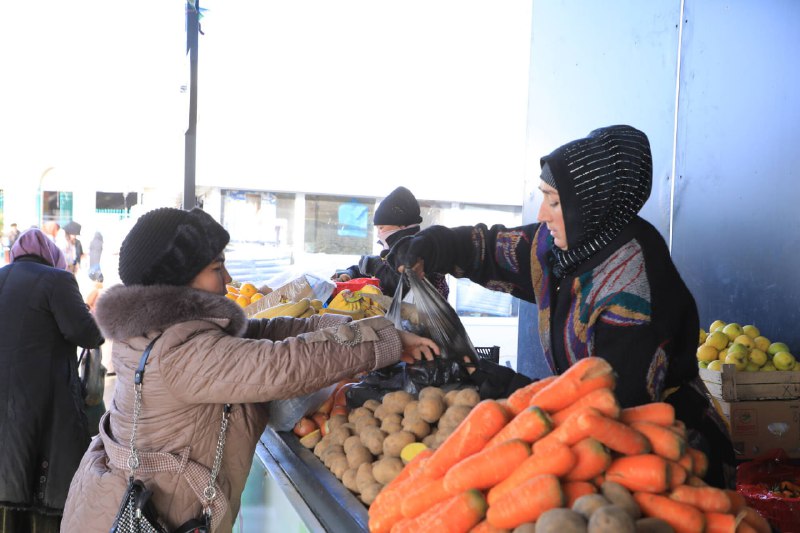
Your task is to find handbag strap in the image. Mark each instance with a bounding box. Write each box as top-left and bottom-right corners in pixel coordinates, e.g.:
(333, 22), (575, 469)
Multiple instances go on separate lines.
(128, 334), (232, 522)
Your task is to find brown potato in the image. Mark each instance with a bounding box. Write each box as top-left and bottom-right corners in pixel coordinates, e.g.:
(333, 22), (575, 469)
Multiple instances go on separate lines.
(421, 433), (438, 448)
(382, 430), (417, 457)
(372, 404), (390, 421)
(512, 524), (537, 533)
(403, 400), (419, 419)
(354, 414), (380, 434)
(348, 406), (374, 424)
(380, 414), (403, 434)
(587, 505), (635, 533)
(600, 481), (641, 519)
(327, 414), (348, 432)
(328, 425), (353, 446)
(372, 457), (404, 485)
(355, 462), (376, 493)
(313, 435), (333, 458)
(572, 494), (611, 521)
(362, 399), (382, 412)
(321, 445), (344, 467)
(346, 444), (374, 470)
(634, 517), (675, 533)
(343, 435), (363, 455)
(359, 482), (383, 506)
(439, 405), (472, 429)
(359, 426), (387, 456)
(342, 468), (359, 493)
(419, 386), (445, 400)
(453, 387), (480, 407)
(535, 508), (587, 533)
(417, 396), (445, 423)
(329, 454), (349, 478)
(382, 391), (414, 415)
(443, 389), (460, 407)
(401, 416), (431, 439)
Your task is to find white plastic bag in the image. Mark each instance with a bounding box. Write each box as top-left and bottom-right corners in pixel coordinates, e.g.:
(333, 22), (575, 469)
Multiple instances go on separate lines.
(267, 383), (337, 432)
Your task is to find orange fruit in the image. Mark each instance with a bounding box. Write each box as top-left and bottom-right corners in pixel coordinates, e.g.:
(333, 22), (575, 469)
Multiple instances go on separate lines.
(225, 292), (239, 301)
(235, 295), (251, 308)
(226, 284), (239, 294)
(250, 293), (265, 303)
(239, 282), (258, 299)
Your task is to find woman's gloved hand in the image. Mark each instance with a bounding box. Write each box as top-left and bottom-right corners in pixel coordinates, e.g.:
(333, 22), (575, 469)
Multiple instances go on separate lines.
(387, 226), (453, 276)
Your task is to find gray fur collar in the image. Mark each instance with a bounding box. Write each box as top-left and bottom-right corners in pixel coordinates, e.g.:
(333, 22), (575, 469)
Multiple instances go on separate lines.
(95, 284), (248, 341)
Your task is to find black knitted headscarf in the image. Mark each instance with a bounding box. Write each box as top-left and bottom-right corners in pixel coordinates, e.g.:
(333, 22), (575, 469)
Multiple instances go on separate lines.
(540, 125), (653, 278)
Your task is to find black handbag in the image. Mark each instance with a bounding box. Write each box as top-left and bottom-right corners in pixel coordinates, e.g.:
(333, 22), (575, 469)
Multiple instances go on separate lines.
(78, 347), (107, 406)
(110, 336), (229, 533)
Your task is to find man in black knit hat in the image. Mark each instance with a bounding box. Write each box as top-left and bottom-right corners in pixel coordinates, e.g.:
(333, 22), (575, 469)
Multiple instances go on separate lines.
(336, 186), (449, 299)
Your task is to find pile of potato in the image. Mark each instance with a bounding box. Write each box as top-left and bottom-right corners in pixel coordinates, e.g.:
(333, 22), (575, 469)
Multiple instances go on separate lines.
(309, 385), (481, 506)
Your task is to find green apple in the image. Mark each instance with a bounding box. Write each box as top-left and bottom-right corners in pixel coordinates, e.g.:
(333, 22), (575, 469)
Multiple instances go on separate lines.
(728, 343), (749, 357)
(709, 320), (726, 333)
(748, 348), (768, 367)
(768, 342), (790, 356)
(698, 361), (709, 369)
(742, 325), (761, 339)
(705, 331), (729, 350)
(773, 351), (797, 371)
(707, 360), (723, 371)
(699, 328), (708, 345)
(733, 335), (755, 349)
(722, 323), (744, 342)
(760, 362), (777, 371)
(744, 362), (761, 372)
(725, 351), (748, 371)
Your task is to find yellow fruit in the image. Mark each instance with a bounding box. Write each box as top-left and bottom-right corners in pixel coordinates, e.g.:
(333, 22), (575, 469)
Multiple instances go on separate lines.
(733, 335), (755, 349)
(250, 292), (265, 303)
(699, 328), (708, 345)
(754, 336), (771, 352)
(742, 325), (760, 339)
(718, 347), (729, 361)
(239, 282), (258, 299)
(760, 362), (777, 372)
(773, 352), (797, 371)
(698, 361), (708, 369)
(235, 295), (251, 308)
(728, 343), (749, 357)
(225, 292), (239, 301)
(358, 284), (383, 296)
(709, 320), (726, 333)
(722, 323), (744, 342)
(705, 331), (729, 351)
(226, 284), (239, 294)
(309, 299), (323, 310)
(725, 351), (748, 371)
(748, 348), (768, 367)
(707, 360), (723, 371)
(696, 344), (719, 363)
(744, 362), (761, 372)
(768, 342), (790, 356)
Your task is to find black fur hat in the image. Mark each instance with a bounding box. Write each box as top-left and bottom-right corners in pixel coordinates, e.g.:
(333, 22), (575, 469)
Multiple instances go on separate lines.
(373, 186), (423, 226)
(118, 207), (230, 286)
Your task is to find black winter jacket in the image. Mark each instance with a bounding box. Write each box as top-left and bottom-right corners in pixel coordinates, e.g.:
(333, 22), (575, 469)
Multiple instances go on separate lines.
(0, 257), (104, 514)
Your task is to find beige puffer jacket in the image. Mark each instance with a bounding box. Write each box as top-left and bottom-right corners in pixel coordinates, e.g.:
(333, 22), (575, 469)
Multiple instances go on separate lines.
(61, 284), (403, 532)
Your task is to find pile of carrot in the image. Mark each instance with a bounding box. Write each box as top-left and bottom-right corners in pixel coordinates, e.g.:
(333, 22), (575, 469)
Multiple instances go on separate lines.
(366, 357), (773, 533)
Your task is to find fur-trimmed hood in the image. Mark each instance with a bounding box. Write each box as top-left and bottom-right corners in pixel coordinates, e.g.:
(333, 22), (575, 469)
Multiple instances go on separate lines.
(95, 284), (248, 341)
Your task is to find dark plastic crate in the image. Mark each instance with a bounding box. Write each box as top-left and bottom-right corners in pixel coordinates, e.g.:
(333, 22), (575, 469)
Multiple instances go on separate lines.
(475, 345), (500, 364)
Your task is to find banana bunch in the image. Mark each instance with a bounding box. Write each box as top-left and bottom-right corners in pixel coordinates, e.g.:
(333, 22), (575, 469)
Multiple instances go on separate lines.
(253, 298), (324, 319)
(328, 288), (386, 318)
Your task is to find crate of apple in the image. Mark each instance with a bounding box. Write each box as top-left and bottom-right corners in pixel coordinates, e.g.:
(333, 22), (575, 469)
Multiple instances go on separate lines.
(697, 321), (797, 372)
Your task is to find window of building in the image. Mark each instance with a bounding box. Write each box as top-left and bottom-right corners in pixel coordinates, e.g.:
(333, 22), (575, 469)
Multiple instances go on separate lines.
(96, 192), (138, 215)
(221, 190), (294, 246)
(42, 191), (73, 225)
(305, 195), (374, 255)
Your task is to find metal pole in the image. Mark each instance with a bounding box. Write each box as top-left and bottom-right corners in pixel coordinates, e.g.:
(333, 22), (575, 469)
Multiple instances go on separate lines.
(184, 0), (199, 210)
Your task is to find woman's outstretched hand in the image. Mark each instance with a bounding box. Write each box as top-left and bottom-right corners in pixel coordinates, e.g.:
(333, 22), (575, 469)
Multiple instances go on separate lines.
(398, 330), (440, 363)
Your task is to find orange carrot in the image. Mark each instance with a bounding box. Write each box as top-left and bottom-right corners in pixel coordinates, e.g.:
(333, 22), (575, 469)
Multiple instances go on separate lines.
(485, 406), (552, 448)
(422, 400), (510, 479)
(686, 475), (707, 487)
(577, 411), (651, 455)
(686, 447), (708, 478)
(562, 480), (597, 507)
(370, 451), (435, 533)
(677, 451), (694, 474)
(444, 439), (531, 493)
(724, 490), (746, 514)
(532, 406), (598, 453)
(564, 437), (612, 482)
(412, 489), (488, 533)
(487, 442), (576, 505)
(630, 421), (686, 461)
(668, 421), (688, 439)
(620, 402), (675, 426)
(486, 474), (564, 529)
(505, 376), (557, 415)
(551, 387), (621, 425)
(528, 357), (616, 412)
(704, 512), (736, 533)
(739, 506), (771, 533)
(634, 492), (706, 533)
(605, 454), (670, 493)
(671, 485), (731, 513)
(400, 477), (450, 519)
(669, 461), (687, 489)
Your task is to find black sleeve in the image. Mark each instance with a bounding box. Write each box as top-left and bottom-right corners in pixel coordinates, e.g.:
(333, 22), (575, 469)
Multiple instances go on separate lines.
(469, 359), (534, 400)
(50, 272), (104, 348)
(593, 322), (657, 408)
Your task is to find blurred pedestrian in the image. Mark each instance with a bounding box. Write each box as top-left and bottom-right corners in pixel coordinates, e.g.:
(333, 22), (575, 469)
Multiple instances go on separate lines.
(0, 228), (104, 532)
(88, 231), (103, 282)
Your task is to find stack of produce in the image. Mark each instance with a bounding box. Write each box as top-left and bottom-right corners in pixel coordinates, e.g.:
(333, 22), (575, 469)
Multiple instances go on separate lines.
(364, 357), (772, 533)
(326, 286), (387, 319)
(225, 281), (272, 308)
(697, 320), (797, 372)
(307, 384), (482, 506)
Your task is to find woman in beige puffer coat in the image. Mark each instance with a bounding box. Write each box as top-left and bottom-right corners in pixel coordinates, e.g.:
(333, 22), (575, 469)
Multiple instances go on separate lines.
(60, 208), (438, 533)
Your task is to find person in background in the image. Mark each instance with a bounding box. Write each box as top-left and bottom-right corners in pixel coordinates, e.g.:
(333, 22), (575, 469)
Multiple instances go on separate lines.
(0, 228), (104, 533)
(68, 233), (83, 275)
(61, 207), (439, 532)
(336, 186), (449, 299)
(87, 231), (103, 282)
(397, 125), (735, 488)
(3, 223), (20, 263)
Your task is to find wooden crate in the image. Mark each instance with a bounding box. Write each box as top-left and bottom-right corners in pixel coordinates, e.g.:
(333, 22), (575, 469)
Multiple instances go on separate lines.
(699, 365), (800, 401)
